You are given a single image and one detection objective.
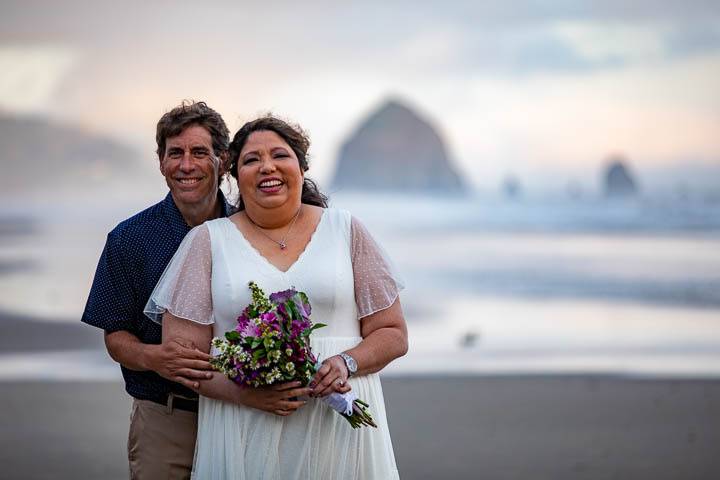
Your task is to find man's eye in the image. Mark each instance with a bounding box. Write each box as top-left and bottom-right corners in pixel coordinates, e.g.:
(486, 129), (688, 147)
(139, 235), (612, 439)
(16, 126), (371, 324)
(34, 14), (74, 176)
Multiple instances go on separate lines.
(193, 151), (210, 159)
(168, 151), (183, 158)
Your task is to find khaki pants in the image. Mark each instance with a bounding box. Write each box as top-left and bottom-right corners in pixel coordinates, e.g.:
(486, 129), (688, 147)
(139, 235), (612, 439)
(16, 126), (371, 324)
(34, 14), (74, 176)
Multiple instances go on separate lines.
(128, 398), (198, 480)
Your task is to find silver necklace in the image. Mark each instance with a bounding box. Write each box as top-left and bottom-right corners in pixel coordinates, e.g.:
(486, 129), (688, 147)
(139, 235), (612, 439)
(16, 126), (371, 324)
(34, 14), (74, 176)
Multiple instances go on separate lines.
(246, 205), (302, 250)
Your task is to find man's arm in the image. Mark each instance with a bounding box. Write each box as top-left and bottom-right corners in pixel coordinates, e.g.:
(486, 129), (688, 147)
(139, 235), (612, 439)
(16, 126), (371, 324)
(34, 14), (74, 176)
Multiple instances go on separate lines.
(104, 330), (213, 390)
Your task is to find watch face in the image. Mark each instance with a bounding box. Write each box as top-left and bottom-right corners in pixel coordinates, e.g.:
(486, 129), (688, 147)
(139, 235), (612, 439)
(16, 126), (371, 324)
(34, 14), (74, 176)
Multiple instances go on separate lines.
(342, 353), (357, 373)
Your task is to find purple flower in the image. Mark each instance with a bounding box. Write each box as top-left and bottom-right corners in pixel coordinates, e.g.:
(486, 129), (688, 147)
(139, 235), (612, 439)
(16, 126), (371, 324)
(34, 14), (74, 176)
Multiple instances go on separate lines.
(269, 288), (298, 304)
(235, 307), (253, 332)
(239, 321), (261, 338)
(296, 292), (312, 318)
(259, 311), (280, 330)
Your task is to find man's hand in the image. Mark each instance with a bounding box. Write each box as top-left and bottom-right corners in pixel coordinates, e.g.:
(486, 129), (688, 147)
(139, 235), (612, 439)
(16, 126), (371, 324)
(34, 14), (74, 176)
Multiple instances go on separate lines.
(145, 338), (213, 390)
(309, 356), (352, 398)
(237, 381), (313, 416)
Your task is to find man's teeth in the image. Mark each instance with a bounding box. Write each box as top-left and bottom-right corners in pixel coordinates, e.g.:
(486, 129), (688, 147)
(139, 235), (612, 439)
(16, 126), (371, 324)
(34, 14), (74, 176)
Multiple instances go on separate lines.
(179, 178), (200, 185)
(259, 180), (283, 188)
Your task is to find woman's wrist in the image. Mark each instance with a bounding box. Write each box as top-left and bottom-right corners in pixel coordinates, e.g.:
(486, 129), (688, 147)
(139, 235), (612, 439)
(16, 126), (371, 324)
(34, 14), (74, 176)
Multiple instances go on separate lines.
(338, 352), (358, 377)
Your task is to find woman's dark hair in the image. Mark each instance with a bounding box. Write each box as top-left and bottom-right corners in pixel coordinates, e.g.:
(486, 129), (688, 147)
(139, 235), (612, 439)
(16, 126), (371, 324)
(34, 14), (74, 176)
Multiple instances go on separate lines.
(228, 115), (328, 210)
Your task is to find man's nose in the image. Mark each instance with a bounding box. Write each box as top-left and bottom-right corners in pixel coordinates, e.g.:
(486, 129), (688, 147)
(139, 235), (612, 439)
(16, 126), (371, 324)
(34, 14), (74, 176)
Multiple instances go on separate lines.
(179, 151), (194, 171)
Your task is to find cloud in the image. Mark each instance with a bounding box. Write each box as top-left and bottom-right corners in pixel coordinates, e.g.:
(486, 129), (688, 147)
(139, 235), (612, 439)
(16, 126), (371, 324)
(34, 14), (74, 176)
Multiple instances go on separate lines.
(0, 45), (79, 113)
(0, 0), (718, 192)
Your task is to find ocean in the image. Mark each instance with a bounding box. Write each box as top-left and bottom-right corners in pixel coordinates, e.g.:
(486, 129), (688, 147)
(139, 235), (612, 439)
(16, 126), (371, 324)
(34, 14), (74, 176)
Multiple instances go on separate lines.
(1, 191), (719, 379)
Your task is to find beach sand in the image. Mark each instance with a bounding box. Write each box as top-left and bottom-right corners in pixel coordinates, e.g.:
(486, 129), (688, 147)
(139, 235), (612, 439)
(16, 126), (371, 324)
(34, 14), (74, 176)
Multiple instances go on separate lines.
(1, 312), (719, 479)
(0, 376), (718, 480)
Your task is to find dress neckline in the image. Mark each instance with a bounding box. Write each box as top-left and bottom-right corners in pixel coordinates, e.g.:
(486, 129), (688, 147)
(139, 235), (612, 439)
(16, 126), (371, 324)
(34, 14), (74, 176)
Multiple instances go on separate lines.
(223, 208), (328, 274)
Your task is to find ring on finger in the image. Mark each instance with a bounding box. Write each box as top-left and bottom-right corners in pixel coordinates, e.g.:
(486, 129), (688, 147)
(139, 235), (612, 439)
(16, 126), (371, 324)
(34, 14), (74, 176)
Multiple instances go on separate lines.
(335, 378), (344, 386)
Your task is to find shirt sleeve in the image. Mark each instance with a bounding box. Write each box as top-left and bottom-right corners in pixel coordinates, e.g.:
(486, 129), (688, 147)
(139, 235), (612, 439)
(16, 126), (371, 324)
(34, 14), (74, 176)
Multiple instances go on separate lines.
(351, 216), (405, 319)
(81, 229), (136, 332)
(144, 224), (214, 325)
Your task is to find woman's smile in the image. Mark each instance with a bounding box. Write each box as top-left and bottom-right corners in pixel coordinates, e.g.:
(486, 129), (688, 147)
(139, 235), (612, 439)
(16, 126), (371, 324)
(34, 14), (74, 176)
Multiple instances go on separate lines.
(257, 176), (285, 194)
(237, 130), (304, 210)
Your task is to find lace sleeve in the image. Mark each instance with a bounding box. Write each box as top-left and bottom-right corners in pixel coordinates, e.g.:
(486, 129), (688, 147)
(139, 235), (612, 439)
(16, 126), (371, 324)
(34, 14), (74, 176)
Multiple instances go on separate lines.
(144, 224), (214, 325)
(351, 216), (405, 319)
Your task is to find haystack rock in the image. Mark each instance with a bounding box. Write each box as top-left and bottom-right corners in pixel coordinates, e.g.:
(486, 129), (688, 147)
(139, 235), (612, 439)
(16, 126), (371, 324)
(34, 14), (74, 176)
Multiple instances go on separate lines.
(332, 100), (465, 193)
(603, 156), (638, 197)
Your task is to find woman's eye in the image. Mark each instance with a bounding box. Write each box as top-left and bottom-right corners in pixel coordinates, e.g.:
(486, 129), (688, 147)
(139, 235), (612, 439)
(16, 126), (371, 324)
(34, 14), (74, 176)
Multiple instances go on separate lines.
(243, 157), (258, 164)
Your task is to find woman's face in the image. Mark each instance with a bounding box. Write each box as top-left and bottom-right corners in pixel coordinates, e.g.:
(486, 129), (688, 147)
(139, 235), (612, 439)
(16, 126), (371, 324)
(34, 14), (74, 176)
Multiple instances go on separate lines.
(236, 130), (304, 211)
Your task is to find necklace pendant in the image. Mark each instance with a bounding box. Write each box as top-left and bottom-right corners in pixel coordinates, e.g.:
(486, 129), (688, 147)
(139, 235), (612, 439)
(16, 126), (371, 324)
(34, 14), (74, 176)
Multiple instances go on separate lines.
(279, 242), (286, 250)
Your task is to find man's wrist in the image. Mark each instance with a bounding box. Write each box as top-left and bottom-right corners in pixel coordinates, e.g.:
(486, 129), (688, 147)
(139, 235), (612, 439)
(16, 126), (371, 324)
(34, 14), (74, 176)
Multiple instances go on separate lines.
(140, 343), (159, 372)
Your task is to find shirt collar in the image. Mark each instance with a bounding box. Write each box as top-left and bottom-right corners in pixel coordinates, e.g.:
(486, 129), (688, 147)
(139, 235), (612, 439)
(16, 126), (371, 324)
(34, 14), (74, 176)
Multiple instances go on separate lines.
(162, 190), (234, 232)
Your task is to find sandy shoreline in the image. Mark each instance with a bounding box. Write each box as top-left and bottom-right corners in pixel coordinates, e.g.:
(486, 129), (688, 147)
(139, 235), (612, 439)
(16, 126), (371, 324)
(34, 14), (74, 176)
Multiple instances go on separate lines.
(1, 311), (719, 478)
(0, 376), (718, 480)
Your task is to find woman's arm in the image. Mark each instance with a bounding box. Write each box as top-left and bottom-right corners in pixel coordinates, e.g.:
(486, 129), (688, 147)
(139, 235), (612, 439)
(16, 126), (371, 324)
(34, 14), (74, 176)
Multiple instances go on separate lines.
(311, 298), (408, 397)
(163, 311), (312, 416)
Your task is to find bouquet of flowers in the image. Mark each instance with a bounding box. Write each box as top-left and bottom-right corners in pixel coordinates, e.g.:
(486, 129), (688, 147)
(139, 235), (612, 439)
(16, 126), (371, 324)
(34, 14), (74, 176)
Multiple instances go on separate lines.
(210, 281), (376, 428)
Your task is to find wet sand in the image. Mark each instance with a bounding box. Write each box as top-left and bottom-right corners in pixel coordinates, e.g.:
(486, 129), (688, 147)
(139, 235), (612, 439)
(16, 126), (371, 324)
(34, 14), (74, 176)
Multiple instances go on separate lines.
(1, 376), (719, 480)
(1, 311), (719, 479)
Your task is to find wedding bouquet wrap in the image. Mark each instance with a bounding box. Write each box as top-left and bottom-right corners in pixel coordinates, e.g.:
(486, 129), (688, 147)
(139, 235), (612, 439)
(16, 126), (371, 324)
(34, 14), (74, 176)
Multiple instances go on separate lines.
(210, 282), (376, 428)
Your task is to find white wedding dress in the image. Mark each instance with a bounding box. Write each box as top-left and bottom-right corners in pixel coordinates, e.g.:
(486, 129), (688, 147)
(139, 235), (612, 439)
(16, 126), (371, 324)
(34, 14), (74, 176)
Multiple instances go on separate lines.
(145, 208), (402, 479)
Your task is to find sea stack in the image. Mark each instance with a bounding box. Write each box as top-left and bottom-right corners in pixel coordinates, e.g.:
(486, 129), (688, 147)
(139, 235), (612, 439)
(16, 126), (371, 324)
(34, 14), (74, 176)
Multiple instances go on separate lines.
(332, 99), (465, 193)
(603, 156), (638, 197)
(502, 175), (522, 199)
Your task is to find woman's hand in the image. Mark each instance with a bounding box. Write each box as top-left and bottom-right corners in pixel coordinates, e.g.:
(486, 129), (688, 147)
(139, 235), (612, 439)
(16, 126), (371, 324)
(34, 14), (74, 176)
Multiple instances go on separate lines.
(310, 356), (353, 398)
(237, 381), (312, 416)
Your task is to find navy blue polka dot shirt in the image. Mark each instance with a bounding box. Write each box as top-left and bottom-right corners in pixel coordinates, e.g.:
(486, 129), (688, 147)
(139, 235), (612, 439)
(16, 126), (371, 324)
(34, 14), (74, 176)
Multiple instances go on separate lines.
(81, 191), (233, 403)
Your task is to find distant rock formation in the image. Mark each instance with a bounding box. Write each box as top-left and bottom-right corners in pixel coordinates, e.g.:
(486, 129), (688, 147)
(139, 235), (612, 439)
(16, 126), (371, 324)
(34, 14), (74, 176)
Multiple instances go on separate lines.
(332, 99), (465, 193)
(0, 113), (140, 193)
(603, 156), (638, 197)
(502, 175), (522, 198)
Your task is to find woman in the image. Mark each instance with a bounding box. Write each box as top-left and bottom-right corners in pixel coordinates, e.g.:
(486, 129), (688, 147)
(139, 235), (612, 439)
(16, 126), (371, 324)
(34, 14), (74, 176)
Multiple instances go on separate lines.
(145, 115), (408, 479)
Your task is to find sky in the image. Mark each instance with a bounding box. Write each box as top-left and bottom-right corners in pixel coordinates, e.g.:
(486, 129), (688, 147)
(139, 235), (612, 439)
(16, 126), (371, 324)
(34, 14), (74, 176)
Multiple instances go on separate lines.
(1, 0), (719, 194)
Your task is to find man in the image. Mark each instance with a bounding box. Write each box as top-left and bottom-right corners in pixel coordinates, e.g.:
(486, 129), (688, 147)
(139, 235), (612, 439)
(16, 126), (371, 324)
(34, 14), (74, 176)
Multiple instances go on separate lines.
(82, 101), (234, 478)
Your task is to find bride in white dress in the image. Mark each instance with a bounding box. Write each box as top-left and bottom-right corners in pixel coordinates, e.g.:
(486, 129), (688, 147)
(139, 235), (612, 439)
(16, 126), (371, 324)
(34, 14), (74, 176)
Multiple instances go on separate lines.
(144, 115), (408, 479)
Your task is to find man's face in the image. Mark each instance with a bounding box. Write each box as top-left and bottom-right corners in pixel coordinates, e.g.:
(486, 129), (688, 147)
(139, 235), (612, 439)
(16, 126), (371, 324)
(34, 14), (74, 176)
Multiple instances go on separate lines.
(159, 125), (223, 209)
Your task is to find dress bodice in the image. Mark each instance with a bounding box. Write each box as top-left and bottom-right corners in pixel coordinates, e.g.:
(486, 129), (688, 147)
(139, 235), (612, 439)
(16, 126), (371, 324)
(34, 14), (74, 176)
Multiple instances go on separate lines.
(206, 208), (360, 338)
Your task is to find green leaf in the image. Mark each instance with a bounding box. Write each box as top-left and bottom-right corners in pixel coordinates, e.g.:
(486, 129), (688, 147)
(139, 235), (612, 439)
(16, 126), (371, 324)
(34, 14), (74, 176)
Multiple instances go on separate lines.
(225, 331), (240, 342)
(252, 349), (266, 362)
(286, 300), (299, 321)
(263, 337), (274, 350)
(301, 323), (327, 337)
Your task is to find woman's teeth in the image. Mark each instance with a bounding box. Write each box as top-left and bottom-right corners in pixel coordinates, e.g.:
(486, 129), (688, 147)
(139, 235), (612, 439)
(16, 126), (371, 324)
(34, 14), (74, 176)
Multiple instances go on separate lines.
(259, 180), (283, 188)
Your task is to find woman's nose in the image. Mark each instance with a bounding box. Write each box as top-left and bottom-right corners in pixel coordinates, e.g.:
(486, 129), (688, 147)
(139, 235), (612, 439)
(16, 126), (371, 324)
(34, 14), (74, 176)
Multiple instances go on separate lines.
(259, 157), (276, 173)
